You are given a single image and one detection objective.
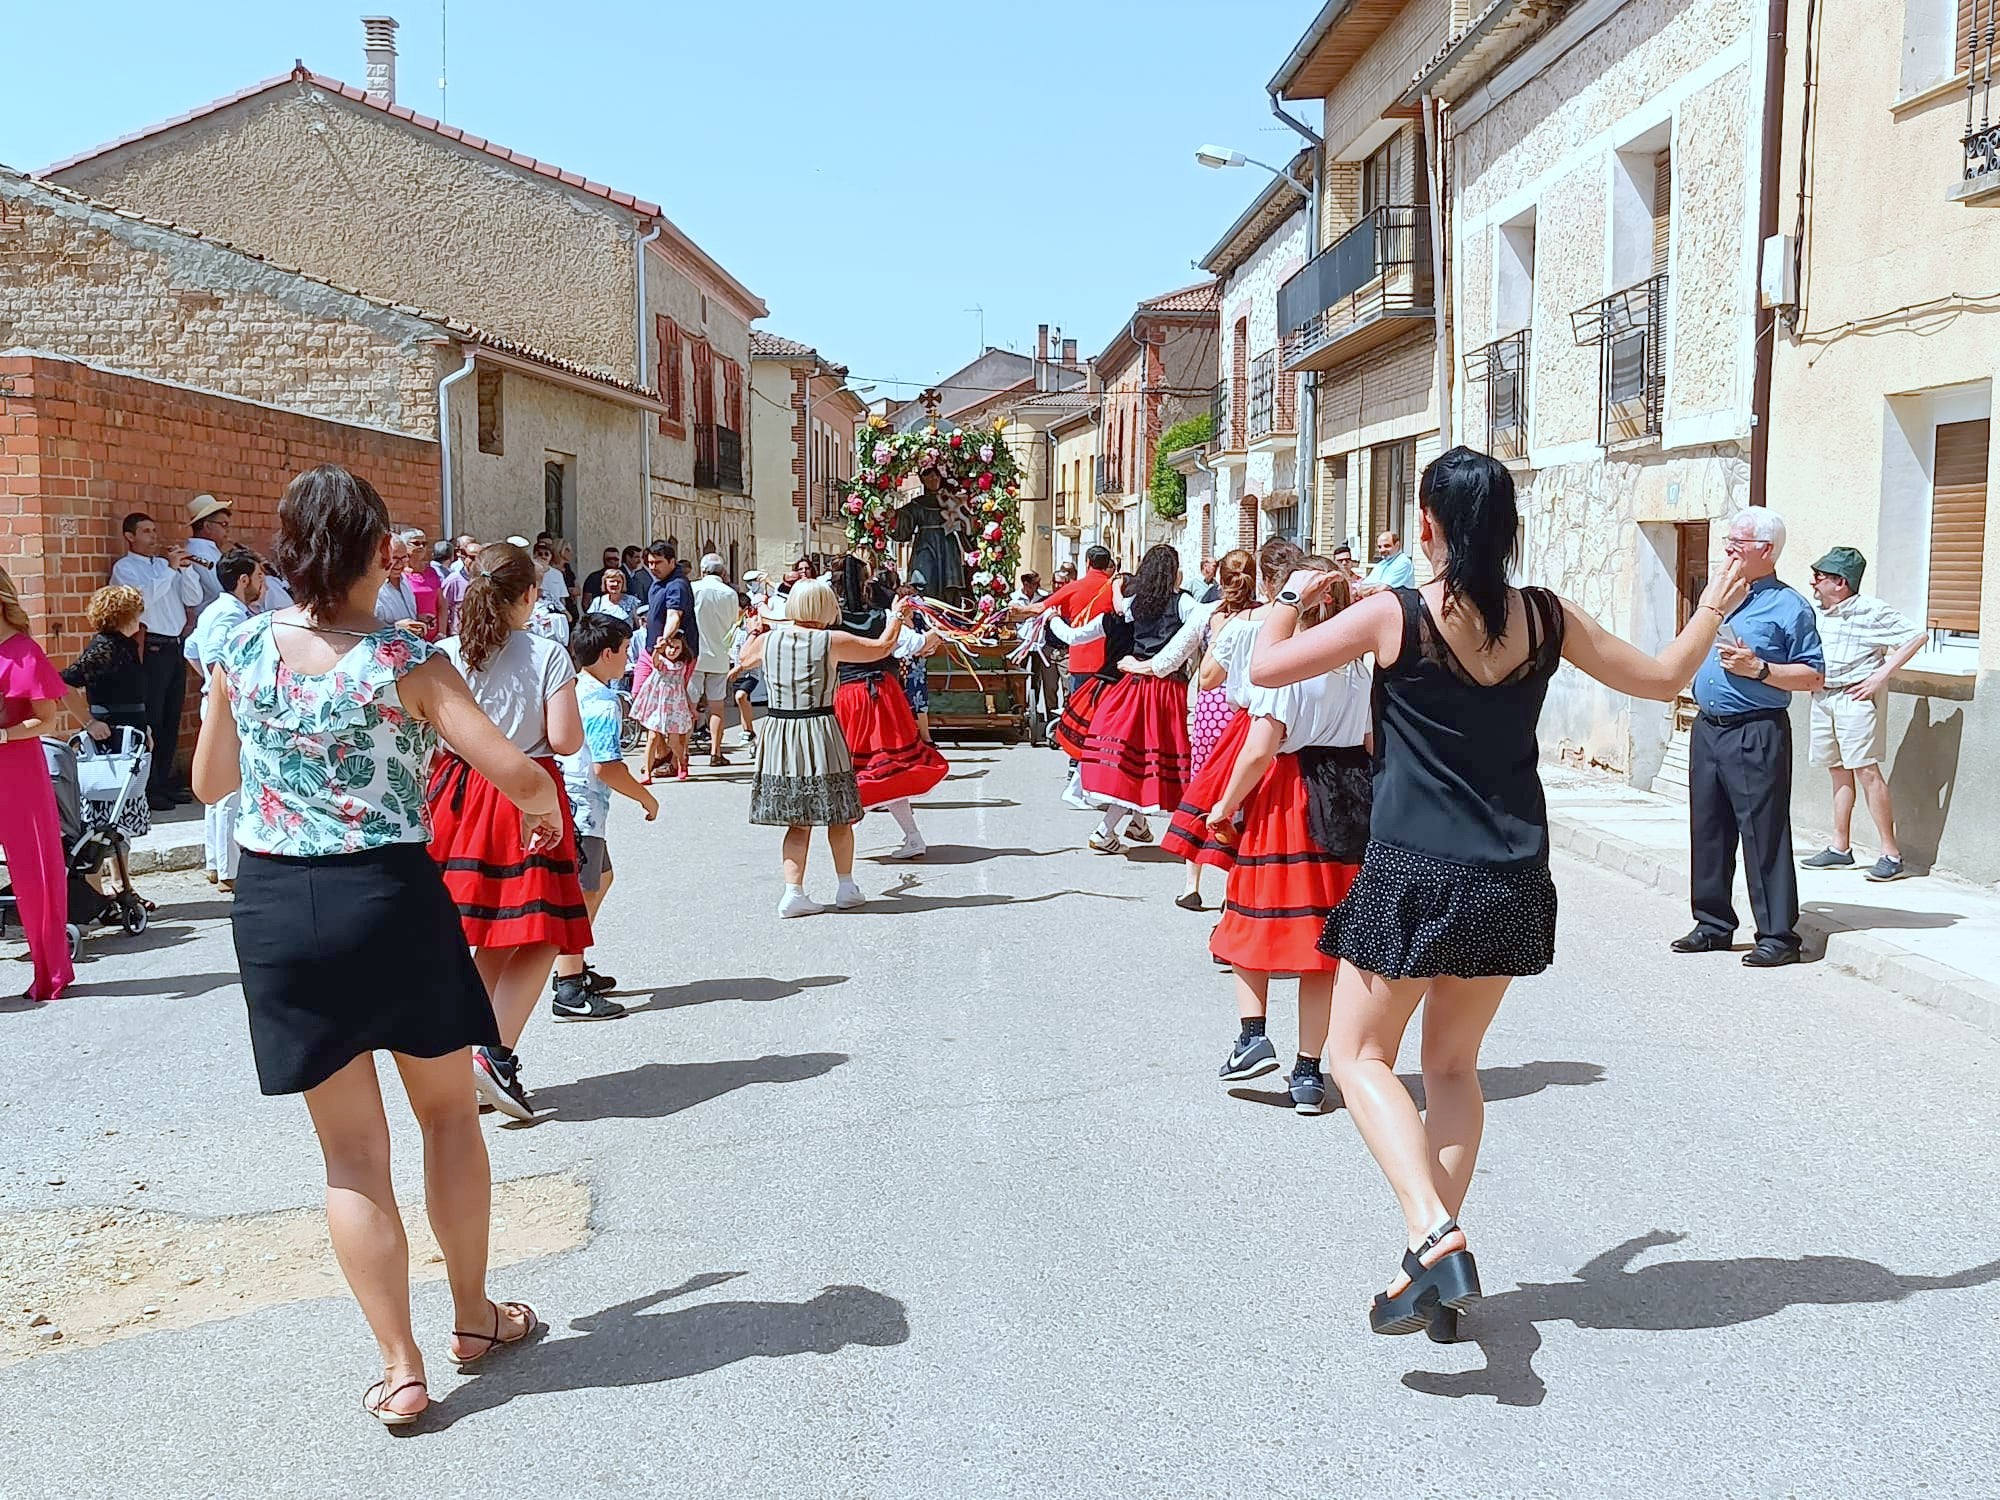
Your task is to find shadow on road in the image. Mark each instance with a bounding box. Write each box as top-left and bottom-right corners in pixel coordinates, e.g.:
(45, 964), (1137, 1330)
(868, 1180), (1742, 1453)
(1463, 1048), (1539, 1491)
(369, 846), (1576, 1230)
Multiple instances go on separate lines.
(864, 844), (1067, 866)
(915, 799), (1020, 811)
(520, 1053), (848, 1124)
(53, 968), (243, 1003)
(626, 975), (848, 1013)
(847, 874), (1139, 914)
(1228, 1059), (1606, 1112)
(428, 1272), (909, 1429)
(1402, 1229), (2000, 1407)
(1802, 900), (1960, 933)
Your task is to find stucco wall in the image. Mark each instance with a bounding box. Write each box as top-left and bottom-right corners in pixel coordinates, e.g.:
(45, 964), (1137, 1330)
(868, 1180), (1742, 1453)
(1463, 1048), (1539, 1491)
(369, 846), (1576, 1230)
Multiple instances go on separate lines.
(644, 245), (755, 505)
(750, 358), (802, 572)
(51, 84), (638, 379)
(0, 174), (444, 435)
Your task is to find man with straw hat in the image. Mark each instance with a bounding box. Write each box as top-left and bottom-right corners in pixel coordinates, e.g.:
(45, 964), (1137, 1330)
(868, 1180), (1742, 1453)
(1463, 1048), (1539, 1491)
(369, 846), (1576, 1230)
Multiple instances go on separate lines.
(1800, 545), (1927, 882)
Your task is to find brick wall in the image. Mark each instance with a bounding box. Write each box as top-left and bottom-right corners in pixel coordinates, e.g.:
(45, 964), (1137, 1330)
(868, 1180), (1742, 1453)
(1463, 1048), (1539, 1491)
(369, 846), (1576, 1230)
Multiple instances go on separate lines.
(0, 352), (439, 763)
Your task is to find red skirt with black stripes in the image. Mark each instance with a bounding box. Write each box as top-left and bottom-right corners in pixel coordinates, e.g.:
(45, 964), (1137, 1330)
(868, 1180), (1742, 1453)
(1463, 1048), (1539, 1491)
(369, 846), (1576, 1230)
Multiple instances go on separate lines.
(1161, 706), (1251, 870)
(1079, 673), (1194, 815)
(1053, 676), (1110, 761)
(1209, 752), (1358, 974)
(834, 675), (948, 807)
(427, 751), (593, 952)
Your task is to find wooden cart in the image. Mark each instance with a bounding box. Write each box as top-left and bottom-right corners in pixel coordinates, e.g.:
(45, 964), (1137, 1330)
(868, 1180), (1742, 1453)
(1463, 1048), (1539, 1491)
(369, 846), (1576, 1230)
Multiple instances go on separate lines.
(925, 641), (1039, 744)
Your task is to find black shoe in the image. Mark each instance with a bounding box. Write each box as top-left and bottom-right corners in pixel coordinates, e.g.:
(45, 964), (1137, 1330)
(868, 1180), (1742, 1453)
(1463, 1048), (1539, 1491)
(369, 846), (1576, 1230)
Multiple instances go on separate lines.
(1174, 891), (1204, 912)
(147, 792), (176, 812)
(472, 1047), (535, 1121)
(1370, 1219), (1481, 1336)
(1670, 927), (1734, 953)
(1425, 1306), (1462, 1344)
(551, 978), (627, 1020)
(581, 964), (617, 994)
(170, 787), (194, 805)
(1742, 940), (1801, 968)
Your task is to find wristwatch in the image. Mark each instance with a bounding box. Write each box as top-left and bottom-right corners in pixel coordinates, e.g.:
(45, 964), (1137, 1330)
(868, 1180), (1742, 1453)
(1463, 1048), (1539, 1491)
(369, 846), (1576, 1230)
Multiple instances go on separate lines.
(1754, 659), (1772, 682)
(1274, 588), (1303, 609)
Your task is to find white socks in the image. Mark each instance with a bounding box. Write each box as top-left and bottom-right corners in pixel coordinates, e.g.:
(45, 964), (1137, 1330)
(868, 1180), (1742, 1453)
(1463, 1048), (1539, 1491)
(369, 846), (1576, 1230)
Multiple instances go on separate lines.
(777, 885), (824, 919)
(834, 878), (865, 909)
(884, 799), (926, 858)
(1097, 807), (1129, 840)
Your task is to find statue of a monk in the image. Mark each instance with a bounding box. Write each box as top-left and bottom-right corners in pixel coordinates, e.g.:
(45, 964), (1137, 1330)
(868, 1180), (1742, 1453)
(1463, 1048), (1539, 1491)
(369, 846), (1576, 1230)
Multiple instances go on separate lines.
(893, 465), (968, 600)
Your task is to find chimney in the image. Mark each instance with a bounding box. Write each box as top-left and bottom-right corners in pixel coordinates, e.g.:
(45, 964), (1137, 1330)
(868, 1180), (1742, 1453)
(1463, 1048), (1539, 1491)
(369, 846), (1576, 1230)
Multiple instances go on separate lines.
(1036, 324), (1049, 361)
(1061, 337), (1078, 368)
(1085, 358), (1101, 397)
(362, 16), (399, 104)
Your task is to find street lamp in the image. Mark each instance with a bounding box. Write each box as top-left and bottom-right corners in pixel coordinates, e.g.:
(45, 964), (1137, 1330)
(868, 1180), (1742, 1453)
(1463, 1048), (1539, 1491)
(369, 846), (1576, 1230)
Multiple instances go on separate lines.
(1194, 143), (1311, 199)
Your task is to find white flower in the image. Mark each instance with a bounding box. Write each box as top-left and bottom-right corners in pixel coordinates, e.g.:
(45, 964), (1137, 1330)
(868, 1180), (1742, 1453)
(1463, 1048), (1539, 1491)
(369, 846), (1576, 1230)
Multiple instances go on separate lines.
(873, 441), (892, 464)
(979, 444), (995, 463)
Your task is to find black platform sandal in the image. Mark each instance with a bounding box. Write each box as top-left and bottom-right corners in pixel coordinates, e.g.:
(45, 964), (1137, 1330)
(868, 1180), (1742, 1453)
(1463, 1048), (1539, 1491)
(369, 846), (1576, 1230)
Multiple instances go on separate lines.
(1370, 1218), (1480, 1336)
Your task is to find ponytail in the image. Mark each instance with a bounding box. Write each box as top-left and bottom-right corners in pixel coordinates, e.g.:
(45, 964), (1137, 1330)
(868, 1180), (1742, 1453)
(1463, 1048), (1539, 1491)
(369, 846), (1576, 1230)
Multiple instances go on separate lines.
(1421, 446), (1517, 646)
(458, 541), (536, 671)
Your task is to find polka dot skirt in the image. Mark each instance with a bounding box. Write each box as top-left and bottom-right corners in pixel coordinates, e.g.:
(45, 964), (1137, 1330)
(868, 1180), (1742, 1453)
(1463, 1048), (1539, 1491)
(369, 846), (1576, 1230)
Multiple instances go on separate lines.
(1320, 840), (1558, 980)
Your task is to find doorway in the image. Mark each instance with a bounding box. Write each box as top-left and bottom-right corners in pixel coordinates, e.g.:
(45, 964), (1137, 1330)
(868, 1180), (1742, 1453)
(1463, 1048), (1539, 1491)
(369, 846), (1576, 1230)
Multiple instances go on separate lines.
(1674, 519), (1710, 629)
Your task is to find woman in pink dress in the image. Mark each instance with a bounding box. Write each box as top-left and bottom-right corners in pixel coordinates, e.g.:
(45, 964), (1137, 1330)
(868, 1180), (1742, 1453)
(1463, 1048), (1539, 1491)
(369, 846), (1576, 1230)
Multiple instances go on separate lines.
(0, 565), (75, 1002)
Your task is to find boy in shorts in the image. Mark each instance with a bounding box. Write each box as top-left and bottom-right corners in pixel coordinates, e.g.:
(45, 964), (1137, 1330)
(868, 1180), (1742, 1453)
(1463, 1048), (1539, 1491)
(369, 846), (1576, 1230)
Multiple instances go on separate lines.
(551, 613), (659, 1019)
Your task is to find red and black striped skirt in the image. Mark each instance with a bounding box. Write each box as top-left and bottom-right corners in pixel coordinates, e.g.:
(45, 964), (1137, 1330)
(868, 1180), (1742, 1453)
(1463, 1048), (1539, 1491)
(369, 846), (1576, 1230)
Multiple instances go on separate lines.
(1079, 673), (1194, 816)
(1161, 706), (1251, 870)
(1209, 752), (1358, 975)
(834, 675), (948, 808)
(1053, 676), (1111, 761)
(427, 752), (593, 952)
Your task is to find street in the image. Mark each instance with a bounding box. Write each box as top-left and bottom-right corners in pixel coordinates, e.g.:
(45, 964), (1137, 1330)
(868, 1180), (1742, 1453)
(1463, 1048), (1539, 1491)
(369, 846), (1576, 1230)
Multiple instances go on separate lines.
(3, 742), (1997, 1498)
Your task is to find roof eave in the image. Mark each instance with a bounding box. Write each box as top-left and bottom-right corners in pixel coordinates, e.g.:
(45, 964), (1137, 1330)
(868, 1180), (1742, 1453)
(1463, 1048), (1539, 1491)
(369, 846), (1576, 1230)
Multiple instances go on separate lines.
(1267, 0), (1361, 99)
(1397, 0), (1541, 109)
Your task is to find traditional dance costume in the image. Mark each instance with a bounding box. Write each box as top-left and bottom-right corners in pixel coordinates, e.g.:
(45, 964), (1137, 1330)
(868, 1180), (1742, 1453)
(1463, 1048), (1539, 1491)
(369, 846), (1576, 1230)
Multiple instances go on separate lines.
(429, 630), (592, 953)
(1050, 608), (1134, 761)
(1210, 661), (1372, 975)
(1320, 587), (1564, 979)
(750, 626), (862, 827)
(832, 609), (947, 807)
(1162, 609), (1263, 870)
(1075, 593), (1200, 817)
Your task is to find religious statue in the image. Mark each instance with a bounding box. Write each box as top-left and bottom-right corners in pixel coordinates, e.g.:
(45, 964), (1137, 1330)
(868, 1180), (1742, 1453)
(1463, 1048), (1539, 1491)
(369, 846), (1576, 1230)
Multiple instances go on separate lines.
(893, 465), (969, 601)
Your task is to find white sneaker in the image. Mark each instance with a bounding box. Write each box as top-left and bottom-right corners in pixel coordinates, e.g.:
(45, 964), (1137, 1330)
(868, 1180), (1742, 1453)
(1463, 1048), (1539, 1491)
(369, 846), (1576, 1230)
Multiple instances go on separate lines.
(777, 888), (825, 919)
(1061, 770), (1093, 811)
(1088, 830), (1124, 855)
(834, 879), (866, 909)
(886, 837), (927, 862)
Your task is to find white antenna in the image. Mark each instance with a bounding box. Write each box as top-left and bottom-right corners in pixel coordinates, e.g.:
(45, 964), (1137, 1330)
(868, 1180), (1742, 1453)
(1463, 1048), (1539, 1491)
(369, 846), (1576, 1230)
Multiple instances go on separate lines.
(438, 0), (449, 121)
(964, 305), (985, 354)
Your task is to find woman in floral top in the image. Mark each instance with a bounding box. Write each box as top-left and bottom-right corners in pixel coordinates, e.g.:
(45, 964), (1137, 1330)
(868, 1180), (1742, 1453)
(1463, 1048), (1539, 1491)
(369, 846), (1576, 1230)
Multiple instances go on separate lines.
(193, 466), (561, 1428)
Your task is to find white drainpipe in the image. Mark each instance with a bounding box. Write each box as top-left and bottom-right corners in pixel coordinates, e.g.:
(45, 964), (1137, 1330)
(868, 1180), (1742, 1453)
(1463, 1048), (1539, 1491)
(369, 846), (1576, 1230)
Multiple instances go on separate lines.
(634, 220), (664, 538)
(436, 351), (476, 540)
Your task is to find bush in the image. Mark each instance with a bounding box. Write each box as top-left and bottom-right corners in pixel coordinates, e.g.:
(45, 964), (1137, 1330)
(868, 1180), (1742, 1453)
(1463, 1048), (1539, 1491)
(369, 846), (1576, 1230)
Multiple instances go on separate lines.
(1148, 412), (1216, 520)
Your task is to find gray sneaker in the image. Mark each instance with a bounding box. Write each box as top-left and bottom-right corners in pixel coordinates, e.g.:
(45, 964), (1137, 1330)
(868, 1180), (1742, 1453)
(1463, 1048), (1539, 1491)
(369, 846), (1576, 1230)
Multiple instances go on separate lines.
(1220, 1032), (1278, 1081)
(1801, 847), (1856, 870)
(1864, 856), (1907, 882)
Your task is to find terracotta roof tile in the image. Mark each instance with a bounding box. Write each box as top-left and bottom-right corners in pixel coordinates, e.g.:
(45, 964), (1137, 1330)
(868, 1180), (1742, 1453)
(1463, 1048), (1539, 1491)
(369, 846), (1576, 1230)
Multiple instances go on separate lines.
(1139, 279), (1222, 313)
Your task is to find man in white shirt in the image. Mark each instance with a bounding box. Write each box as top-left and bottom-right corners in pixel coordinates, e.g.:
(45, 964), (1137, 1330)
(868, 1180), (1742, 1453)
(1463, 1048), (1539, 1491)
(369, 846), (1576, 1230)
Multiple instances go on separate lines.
(374, 534), (422, 631)
(691, 554), (743, 764)
(1357, 530), (1416, 595)
(1799, 547), (1927, 882)
(184, 548), (265, 888)
(110, 510), (204, 808)
(182, 494), (234, 610)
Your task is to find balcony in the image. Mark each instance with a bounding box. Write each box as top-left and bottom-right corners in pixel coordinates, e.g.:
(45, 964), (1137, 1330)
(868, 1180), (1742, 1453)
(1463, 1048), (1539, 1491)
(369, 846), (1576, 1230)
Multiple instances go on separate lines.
(1278, 205), (1434, 374)
(694, 423), (745, 492)
(1571, 274), (1666, 446)
(1463, 328), (1529, 461)
(1095, 455), (1124, 496)
(819, 476), (845, 524)
(1055, 488), (1079, 531)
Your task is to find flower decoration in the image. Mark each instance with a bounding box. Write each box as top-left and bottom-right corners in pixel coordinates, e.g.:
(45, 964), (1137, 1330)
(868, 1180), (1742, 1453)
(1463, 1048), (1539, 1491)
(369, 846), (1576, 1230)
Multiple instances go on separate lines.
(838, 418), (1026, 593)
(979, 444), (995, 463)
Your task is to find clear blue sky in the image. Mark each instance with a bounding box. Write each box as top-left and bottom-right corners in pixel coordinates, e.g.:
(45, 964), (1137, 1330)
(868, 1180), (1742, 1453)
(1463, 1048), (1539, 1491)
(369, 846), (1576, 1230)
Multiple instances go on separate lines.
(6, 1), (1322, 398)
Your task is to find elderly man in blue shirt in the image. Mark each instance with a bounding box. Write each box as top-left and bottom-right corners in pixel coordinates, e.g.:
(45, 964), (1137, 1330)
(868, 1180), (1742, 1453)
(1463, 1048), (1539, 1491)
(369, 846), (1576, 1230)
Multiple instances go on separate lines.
(1672, 508), (1825, 967)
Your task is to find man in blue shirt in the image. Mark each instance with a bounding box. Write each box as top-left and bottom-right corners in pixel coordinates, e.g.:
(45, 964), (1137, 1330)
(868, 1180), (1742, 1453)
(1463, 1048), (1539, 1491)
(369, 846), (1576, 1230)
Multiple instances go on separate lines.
(641, 538), (697, 660)
(1673, 509), (1825, 967)
(1358, 529), (1417, 595)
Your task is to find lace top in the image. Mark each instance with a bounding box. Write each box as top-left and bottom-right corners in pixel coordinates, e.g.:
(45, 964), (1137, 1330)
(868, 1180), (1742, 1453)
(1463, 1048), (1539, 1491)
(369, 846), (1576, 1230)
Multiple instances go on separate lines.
(1371, 587), (1565, 868)
(219, 614), (438, 857)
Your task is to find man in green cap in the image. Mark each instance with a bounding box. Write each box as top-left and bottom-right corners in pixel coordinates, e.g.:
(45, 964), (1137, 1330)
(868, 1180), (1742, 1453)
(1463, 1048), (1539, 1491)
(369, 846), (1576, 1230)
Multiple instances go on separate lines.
(1801, 546), (1927, 881)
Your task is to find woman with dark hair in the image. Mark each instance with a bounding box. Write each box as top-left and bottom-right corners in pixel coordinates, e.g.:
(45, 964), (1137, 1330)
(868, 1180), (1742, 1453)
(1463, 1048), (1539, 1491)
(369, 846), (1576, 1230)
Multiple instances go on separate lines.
(0, 564), (75, 1002)
(1250, 446), (1747, 1338)
(1071, 543), (1198, 854)
(193, 466), (562, 1425)
(432, 541), (590, 1122)
(831, 553), (946, 861)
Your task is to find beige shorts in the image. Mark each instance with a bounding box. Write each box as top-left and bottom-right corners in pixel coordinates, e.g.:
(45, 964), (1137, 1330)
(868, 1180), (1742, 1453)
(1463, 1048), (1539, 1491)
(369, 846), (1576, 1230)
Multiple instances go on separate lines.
(1810, 688), (1886, 769)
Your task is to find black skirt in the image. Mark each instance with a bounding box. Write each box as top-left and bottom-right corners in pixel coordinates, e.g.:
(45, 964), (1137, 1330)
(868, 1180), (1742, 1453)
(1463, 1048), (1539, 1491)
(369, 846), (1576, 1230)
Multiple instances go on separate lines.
(232, 842), (499, 1095)
(1319, 840), (1557, 980)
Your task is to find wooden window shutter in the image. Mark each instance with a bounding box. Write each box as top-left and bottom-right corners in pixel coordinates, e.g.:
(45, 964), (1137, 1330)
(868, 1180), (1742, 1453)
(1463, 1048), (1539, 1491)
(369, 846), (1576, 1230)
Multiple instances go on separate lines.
(1929, 418), (1990, 632)
(1652, 149), (1672, 275)
(723, 359), (744, 431)
(1958, 0), (1980, 75)
(656, 316), (683, 430)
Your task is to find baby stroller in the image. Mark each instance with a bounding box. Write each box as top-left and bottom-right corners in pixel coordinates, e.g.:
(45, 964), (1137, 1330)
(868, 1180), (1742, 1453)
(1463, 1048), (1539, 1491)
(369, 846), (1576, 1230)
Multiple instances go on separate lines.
(0, 728), (153, 960)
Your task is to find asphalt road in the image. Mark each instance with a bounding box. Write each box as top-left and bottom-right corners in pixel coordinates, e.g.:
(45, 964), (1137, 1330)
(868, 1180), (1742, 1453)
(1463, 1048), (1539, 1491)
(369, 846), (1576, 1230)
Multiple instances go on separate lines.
(3, 742), (1996, 1498)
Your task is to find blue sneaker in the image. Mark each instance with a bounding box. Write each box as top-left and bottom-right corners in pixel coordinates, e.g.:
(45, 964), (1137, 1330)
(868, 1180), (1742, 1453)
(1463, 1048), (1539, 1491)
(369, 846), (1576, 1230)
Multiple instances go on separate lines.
(1288, 1057), (1329, 1114)
(1801, 847), (1856, 870)
(1864, 856), (1907, 882)
(1220, 1032), (1278, 1081)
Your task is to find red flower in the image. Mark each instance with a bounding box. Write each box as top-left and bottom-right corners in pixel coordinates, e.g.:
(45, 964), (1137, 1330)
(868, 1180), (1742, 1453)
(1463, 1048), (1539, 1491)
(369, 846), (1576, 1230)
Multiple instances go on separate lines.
(977, 473), (994, 491)
(876, 472), (894, 491)
(949, 433), (964, 448)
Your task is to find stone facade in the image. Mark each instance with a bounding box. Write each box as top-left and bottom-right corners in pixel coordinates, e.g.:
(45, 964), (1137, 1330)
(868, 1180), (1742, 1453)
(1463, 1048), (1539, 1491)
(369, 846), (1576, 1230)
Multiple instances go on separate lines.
(1212, 206), (1309, 560)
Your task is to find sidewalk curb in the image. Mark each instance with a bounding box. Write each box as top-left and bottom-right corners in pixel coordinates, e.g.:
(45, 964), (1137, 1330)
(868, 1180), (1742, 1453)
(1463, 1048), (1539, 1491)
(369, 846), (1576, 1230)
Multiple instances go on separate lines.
(1548, 815), (2000, 1043)
(127, 837), (204, 877)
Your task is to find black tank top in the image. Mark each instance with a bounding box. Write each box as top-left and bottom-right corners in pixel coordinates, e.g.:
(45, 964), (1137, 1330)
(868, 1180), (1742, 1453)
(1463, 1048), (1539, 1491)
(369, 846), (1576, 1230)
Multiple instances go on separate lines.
(1090, 611), (1136, 683)
(834, 608), (891, 683)
(1370, 586), (1565, 868)
(1130, 597), (1187, 662)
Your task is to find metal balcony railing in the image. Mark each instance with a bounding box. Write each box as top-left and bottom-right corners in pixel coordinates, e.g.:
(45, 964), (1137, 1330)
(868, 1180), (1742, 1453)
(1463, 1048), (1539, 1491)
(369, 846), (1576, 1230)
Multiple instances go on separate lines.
(1248, 351), (1277, 441)
(1571, 274), (1666, 446)
(1967, 0), (1998, 181)
(1095, 456), (1123, 495)
(819, 476), (845, 523)
(1464, 328), (1530, 461)
(1278, 205), (1432, 370)
(694, 423), (745, 491)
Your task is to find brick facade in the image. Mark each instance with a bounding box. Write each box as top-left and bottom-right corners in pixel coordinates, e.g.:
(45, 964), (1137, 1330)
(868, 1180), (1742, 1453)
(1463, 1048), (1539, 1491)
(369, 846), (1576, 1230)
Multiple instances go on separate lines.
(0, 352), (439, 759)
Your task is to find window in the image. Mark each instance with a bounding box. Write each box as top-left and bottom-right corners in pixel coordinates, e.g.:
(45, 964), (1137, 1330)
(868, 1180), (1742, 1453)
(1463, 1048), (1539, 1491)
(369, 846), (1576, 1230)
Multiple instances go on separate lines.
(690, 338), (715, 430)
(1362, 139), (1397, 217)
(1611, 129), (1671, 291)
(1901, 0), (1978, 98)
(1315, 454), (1348, 553)
(721, 357), (744, 433)
(1929, 418), (1990, 634)
(1265, 495), (1300, 542)
(656, 315), (684, 434)
(1368, 439), (1414, 543)
(476, 367), (503, 455)
(1495, 213), (1537, 335)
(543, 457), (568, 545)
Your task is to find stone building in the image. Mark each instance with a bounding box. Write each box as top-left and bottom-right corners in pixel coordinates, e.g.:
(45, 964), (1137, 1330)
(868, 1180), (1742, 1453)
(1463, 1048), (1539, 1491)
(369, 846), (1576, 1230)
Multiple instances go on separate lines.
(44, 26), (765, 562)
(1270, 3), (1447, 574)
(1405, 0), (1764, 788)
(1090, 284), (1221, 574)
(748, 331), (866, 574)
(1001, 385), (1097, 582)
(1047, 405), (1100, 573)
(1198, 157), (1312, 565)
(1764, 0), (1998, 877)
